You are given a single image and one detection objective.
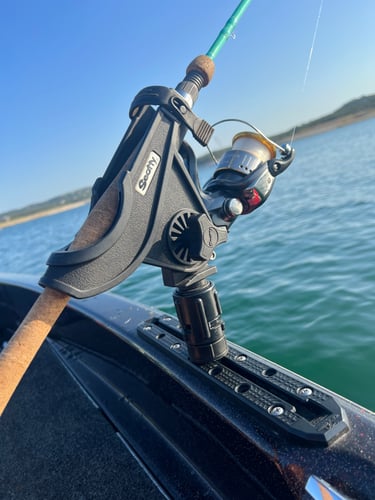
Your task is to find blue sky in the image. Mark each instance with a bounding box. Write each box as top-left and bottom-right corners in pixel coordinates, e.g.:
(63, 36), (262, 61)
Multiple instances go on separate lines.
(1, 0), (374, 212)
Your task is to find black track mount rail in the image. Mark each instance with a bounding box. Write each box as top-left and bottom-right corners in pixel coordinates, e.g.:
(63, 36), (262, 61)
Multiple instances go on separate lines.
(139, 315), (349, 446)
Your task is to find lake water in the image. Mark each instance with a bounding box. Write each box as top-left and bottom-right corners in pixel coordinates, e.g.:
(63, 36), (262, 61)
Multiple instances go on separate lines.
(1, 118), (374, 410)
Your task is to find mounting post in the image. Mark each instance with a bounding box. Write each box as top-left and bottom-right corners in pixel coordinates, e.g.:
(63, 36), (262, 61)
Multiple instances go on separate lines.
(173, 279), (228, 364)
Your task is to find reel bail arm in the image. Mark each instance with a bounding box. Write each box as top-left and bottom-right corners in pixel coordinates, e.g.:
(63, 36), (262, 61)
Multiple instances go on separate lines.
(268, 143), (295, 176)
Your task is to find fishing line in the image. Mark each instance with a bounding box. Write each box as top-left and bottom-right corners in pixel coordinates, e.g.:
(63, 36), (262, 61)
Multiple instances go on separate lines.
(303, 0), (324, 88)
(203, 1), (323, 164)
(290, 0), (324, 144)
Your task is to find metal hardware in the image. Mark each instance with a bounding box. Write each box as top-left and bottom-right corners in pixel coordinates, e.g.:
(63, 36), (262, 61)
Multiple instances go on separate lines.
(269, 406), (285, 416)
(305, 475), (351, 500)
(298, 387), (313, 397)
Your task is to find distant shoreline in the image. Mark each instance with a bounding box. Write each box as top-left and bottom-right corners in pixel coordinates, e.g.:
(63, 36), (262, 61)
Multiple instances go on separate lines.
(0, 200), (90, 229)
(273, 109), (375, 143)
(2, 109), (375, 230)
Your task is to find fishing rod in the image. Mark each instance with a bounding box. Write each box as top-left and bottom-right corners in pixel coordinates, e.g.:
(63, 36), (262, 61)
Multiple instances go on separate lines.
(206, 0), (253, 59)
(0, 0), (293, 415)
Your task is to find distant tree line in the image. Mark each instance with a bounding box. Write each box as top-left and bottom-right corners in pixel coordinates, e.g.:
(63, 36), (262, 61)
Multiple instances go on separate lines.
(0, 187), (91, 222)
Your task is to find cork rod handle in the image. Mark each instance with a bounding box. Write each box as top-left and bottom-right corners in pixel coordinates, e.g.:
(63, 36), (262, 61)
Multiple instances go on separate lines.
(0, 181), (119, 416)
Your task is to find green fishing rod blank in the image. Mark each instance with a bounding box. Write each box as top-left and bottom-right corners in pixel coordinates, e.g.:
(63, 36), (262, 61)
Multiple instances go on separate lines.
(206, 0), (253, 60)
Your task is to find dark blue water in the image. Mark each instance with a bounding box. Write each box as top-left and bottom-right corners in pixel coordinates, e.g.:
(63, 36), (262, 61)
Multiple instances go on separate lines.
(1, 118), (374, 410)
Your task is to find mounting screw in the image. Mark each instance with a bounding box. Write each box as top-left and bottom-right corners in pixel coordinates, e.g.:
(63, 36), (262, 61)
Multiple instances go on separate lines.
(236, 354), (247, 362)
(269, 405), (284, 416)
(298, 387), (313, 397)
(170, 343), (181, 350)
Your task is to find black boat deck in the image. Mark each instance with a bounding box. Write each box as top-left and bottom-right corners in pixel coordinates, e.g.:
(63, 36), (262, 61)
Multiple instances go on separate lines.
(1, 276), (374, 499)
(0, 342), (164, 499)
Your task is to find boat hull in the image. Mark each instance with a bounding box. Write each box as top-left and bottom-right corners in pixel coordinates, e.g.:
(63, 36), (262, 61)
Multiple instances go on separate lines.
(1, 274), (374, 499)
